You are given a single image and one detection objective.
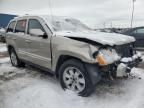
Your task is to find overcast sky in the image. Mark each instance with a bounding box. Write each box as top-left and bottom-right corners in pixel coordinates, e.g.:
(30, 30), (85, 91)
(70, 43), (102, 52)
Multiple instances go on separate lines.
(0, 0), (144, 28)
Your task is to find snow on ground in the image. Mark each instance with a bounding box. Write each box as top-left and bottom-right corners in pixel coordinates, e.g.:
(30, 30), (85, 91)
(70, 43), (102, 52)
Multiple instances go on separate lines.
(0, 47), (7, 52)
(0, 57), (144, 108)
(0, 43), (7, 53)
(0, 43), (144, 108)
(0, 58), (10, 64)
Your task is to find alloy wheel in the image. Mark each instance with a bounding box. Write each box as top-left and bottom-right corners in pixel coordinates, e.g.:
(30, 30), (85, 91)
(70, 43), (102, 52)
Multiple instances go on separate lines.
(63, 67), (86, 93)
(11, 52), (18, 66)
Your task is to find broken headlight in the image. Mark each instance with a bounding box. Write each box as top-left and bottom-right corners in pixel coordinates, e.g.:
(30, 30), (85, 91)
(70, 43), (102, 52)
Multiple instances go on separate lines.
(95, 48), (121, 66)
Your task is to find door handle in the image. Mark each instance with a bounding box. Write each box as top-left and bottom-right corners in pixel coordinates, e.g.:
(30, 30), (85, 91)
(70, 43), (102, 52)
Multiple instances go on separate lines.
(25, 40), (32, 43)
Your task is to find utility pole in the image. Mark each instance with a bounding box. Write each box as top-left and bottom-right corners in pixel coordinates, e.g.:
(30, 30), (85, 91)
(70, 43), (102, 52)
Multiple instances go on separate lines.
(48, 0), (54, 22)
(131, 0), (136, 28)
(111, 22), (113, 28)
(103, 22), (106, 28)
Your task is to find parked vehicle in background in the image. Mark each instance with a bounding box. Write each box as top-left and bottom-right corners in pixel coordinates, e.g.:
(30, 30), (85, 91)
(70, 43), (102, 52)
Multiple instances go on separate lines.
(122, 27), (144, 51)
(0, 27), (6, 43)
(5, 15), (142, 97)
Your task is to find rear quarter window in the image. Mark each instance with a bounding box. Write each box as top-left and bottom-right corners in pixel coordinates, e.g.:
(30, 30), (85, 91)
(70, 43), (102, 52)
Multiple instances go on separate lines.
(7, 21), (16, 32)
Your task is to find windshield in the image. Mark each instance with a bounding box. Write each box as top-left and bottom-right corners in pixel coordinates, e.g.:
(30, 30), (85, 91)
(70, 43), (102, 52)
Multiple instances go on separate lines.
(44, 16), (92, 32)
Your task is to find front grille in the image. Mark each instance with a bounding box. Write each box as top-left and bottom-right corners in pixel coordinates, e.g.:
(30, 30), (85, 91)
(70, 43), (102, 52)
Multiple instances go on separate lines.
(115, 43), (134, 57)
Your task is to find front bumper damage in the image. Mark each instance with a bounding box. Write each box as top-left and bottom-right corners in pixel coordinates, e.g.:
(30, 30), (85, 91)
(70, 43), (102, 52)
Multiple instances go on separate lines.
(84, 52), (142, 86)
(96, 52), (143, 81)
(116, 52), (143, 77)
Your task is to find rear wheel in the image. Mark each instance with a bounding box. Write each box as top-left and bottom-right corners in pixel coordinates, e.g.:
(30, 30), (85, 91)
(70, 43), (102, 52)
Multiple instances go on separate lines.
(59, 59), (94, 97)
(10, 48), (25, 67)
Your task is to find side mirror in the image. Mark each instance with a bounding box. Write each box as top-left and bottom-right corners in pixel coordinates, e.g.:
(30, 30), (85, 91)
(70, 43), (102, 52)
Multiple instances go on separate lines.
(29, 29), (48, 38)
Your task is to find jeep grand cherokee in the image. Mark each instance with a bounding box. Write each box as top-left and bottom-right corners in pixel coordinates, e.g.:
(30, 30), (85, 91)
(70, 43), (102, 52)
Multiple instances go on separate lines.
(6, 15), (142, 97)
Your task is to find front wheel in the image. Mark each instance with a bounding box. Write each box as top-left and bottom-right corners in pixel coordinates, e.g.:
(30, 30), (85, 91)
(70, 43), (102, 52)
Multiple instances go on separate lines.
(59, 59), (94, 97)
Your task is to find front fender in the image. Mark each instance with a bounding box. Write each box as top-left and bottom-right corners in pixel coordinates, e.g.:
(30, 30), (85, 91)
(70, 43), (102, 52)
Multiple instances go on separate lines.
(51, 36), (99, 71)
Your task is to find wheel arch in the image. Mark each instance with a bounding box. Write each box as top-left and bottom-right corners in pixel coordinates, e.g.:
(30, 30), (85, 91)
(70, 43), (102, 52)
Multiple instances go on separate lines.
(55, 55), (101, 87)
(55, 55), (83, 78)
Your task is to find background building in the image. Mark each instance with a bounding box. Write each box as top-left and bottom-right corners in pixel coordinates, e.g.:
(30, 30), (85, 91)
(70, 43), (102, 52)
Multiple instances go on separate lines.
(0, 13), (17, 28)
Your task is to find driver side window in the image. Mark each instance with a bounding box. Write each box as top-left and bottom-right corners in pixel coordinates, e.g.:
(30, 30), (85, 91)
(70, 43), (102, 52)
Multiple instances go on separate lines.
(28, 19), (45, 36)
(136, 28), (144, 34)
(132, 28), (144, 34)
(132, 30), (137, 34)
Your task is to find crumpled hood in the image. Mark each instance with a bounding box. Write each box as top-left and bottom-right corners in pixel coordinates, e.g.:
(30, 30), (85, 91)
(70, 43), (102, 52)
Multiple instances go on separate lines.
(55, 31), (135, 46)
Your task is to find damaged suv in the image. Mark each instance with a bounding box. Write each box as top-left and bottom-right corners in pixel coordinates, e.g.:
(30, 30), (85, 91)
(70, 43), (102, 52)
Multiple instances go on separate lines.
(6, 15), (142, 97)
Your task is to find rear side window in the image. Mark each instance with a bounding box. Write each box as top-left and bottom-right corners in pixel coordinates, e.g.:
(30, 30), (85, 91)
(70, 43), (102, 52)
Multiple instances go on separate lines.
(28, 19), (45, 34)
(15, 20), (27, 33)
(7, 21), (16, 32)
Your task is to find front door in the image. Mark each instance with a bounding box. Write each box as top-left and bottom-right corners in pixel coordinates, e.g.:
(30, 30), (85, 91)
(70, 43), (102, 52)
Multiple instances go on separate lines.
(26, 18), (52, 69)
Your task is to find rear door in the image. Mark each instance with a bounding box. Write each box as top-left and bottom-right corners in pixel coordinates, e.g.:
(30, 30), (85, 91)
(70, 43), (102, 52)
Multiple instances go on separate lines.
(25, 18), (52, 69)
(13, 19), (29, 60)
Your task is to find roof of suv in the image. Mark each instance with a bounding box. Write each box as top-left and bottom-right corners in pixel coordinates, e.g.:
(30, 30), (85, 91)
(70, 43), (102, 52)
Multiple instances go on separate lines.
(10, 15), (78, 33)
(12, 15), (43, 20)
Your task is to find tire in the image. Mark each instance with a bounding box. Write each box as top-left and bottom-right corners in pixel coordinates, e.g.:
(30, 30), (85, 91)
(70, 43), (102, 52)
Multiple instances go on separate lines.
(9, 48), (25, 67)
(59, 59), (94, 97)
